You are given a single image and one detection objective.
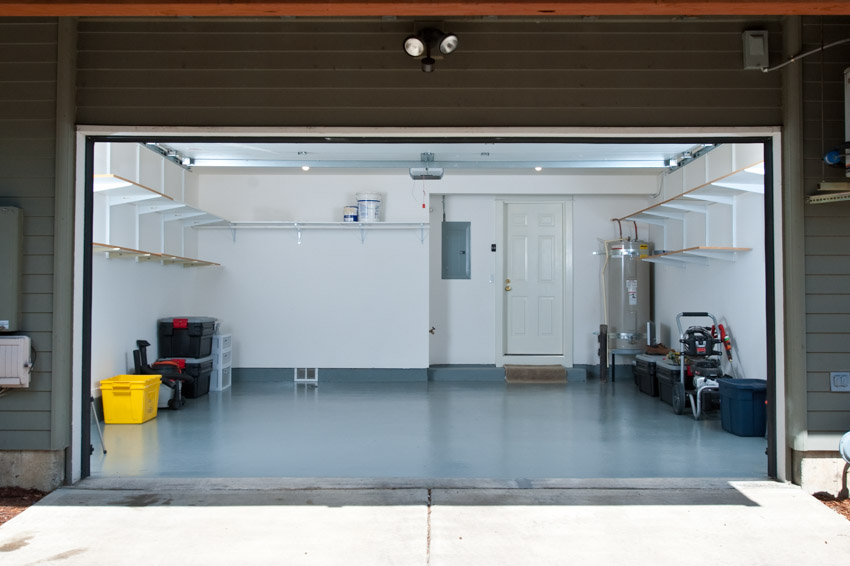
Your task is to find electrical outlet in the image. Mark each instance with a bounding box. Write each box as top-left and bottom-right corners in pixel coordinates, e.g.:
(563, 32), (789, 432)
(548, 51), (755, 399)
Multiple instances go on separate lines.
(830, 371), (850, 392)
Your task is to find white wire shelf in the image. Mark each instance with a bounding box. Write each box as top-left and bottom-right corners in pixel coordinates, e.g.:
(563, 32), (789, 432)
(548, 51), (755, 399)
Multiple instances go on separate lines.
(198, 221), (430, 244)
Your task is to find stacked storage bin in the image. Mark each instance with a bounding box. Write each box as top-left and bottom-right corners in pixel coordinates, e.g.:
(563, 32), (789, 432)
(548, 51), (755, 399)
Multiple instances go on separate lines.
(656, 359), (692, 406)
(211, 333), (232, 391)
(157, 317), (216, 399)
(634, 354), (664, 397)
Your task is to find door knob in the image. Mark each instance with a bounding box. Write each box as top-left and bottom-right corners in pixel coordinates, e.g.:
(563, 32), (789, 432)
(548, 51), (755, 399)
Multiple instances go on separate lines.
(505, 285), (512, 291)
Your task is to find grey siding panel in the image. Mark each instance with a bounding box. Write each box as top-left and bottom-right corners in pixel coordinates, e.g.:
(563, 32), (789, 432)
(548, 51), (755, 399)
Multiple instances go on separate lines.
(806, 295), (850, 313)
(805, 236), (850, 255)
(0, 431), (51, 450)
(75, 17), (783, 127)
(808, 353), (850, 372)
(807, 314), (850, 333)
(808, 392), (850, 412)
(805, 16), (850, 439)
(0, 411), (51, 431)
(0, 18), (56, 451)
(808, 373), (831, 393)
(806, 334), (850, 353)
(27, 372), (53, 393)
(22, 293), (53, 313)
(0, 391), (51, 412)
(808, 412), (850, 431)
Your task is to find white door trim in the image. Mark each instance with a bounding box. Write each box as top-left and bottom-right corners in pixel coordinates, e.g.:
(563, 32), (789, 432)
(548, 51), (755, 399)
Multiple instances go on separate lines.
(495, 196), (573, 367)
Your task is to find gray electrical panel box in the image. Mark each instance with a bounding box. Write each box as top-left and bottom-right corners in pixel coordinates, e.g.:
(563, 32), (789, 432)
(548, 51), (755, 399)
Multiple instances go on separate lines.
(441, 221), (471, 280)
(0, 207), (23, 332)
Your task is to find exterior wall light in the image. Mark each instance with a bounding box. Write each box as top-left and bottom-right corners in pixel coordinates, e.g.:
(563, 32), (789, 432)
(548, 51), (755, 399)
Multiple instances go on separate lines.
(403, 27), (458, 73)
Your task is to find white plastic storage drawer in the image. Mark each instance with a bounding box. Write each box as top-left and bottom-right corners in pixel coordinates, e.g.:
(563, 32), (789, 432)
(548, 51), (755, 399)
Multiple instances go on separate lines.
(211, 366), (231, 391)
(212, 334), (232, 354)
(218, 349), (232, 368)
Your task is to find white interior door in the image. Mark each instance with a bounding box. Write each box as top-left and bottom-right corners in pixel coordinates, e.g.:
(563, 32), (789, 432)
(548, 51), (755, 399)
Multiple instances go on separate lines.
(504, 202), (564, 355)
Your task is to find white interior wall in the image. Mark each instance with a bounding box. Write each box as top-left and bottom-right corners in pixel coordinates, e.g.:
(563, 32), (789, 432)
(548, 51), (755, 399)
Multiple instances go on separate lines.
(90, 255), (202, 394)
(196, 169), (430, 223)
(90, 157), (766, 374)
(428, 195), (496, 365)
(572, 194), (656, 365)
(195, 228), (429, 368)
(195, 170), (658, 368)
(427, 193), (651, 367)
(196, 171), (430, 368)
(649, 190), (766, 380)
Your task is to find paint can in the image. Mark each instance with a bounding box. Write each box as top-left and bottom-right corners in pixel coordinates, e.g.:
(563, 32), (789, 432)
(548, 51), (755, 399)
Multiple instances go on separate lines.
(356, 192), (382, 222)
(343, 205), (358, 222)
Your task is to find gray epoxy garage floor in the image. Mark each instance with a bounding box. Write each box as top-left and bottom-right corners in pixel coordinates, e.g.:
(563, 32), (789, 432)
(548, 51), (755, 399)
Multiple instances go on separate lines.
(90, 379), (767, 479)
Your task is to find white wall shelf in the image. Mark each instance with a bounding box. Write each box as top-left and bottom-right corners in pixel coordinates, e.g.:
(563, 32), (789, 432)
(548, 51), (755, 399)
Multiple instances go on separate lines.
(642, 246), (751, 268)
(95, 174), (223, 229)
(94, 174), (172, 205)
(199, 221), (430, 244)
(93, 145), (225, 266)
(618, 149), (764, 265)
(620, 168), (764, 226)
(93, 243), (220, 268)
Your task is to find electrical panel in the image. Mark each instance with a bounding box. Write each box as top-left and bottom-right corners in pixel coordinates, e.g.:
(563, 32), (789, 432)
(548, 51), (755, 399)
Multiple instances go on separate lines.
(442, 221), (471, 279)
(0, 207), (23, 332)
(0, 336), (32, 388)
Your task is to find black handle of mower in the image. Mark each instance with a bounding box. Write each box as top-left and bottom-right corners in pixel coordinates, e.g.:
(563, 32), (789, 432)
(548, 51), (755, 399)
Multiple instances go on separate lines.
(681, 312), (709, 317)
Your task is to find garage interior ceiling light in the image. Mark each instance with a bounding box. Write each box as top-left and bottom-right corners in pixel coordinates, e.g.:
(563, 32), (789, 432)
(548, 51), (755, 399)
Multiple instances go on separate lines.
(403, 27), (458, 73)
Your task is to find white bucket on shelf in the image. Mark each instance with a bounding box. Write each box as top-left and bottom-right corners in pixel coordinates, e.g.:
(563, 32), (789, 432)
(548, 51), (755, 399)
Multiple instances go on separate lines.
(356, 192), (382, 222)
(343, 205), (358, 222)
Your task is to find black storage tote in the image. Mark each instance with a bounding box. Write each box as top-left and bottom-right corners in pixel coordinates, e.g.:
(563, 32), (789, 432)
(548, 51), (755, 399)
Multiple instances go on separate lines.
(157, 317), (216, 359)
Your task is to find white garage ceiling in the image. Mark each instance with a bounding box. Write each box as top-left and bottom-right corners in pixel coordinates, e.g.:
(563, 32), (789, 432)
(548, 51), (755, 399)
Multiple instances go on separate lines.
(156, 141), (707, 172)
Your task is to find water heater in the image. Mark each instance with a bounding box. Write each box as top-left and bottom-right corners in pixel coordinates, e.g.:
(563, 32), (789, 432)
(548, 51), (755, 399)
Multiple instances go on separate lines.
(604, 239), (653, 350)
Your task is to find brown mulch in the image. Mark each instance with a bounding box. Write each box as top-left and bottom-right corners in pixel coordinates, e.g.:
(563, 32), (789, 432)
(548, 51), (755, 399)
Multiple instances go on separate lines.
(814, 492), (850, 521)
(0, 487), (46, 527)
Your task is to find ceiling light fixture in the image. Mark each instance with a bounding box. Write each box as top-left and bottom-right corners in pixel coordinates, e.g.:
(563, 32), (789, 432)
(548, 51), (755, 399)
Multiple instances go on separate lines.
(534, 166), (543, 172)
(403, 27), (459, 73)
(301, 165), (310, 171)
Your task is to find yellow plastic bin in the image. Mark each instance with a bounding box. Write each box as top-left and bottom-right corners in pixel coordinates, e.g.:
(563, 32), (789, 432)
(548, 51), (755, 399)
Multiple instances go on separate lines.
(100, 375), (161, 424)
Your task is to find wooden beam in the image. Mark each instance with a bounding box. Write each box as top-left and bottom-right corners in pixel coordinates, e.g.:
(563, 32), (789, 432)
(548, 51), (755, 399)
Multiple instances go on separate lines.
(0, 1), (849, 17)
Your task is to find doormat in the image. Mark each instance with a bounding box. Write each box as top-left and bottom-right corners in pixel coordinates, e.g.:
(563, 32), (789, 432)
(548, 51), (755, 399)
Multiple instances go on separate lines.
(504, 364), (567, 384)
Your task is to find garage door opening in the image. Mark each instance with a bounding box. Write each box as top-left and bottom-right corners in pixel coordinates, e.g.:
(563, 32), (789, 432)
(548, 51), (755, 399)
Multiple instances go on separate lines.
(74, 131), (779, 482)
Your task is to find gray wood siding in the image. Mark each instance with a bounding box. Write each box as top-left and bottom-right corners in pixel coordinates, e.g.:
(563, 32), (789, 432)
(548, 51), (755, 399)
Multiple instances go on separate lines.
(803, 16), (850, 434)
(76, 17), (783, 127)
(0, 18), (57, 451)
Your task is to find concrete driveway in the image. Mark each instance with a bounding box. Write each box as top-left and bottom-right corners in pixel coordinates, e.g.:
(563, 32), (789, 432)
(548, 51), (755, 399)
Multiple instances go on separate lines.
(0, 478), (848, 565)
